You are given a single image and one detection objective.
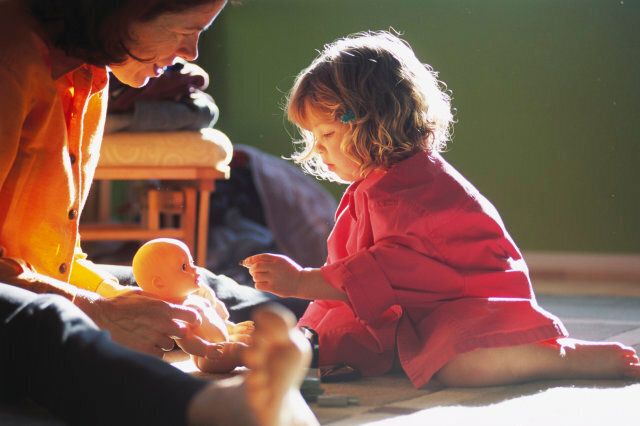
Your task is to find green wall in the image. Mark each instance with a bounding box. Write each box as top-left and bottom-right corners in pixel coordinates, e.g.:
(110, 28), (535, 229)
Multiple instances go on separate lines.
(197, 0), (640, 253)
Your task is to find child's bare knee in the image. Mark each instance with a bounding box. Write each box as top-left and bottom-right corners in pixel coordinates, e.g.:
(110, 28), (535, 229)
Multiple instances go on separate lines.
(434, 359), (475, 387)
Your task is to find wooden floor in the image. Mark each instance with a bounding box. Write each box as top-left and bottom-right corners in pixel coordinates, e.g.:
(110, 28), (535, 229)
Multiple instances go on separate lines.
(311, 286), (640, 425)
(2, 279), (639, 425)
(170, 279), (640, 425)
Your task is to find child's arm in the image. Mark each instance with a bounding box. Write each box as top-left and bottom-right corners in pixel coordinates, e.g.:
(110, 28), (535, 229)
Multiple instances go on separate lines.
(242, 254), (348, 302)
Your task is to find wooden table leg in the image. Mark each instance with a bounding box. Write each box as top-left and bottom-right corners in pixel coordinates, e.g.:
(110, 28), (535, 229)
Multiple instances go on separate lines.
(196, 179), (215, 267)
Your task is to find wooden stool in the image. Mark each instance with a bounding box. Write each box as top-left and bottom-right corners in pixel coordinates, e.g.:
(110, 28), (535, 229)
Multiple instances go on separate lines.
(80, 128), (232, 266)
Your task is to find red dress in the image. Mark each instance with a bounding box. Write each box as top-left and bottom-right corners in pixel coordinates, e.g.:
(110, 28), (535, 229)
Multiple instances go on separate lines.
(298, 151), (567, 388)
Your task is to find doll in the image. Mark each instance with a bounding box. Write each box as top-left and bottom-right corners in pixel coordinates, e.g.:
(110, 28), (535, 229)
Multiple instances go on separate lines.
(133, 238), (253, 373)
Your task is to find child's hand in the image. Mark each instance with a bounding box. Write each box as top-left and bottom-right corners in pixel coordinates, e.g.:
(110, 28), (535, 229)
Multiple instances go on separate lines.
(241, 254), (302, 298)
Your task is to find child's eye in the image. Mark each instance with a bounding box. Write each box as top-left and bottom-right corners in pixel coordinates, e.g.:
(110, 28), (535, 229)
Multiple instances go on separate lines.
(322, 131), (335, 139)
(181, 263), (187, 272)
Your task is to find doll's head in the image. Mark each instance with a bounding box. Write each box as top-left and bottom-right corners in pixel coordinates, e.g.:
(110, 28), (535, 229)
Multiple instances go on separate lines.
(132, 238), (200, 301)
(287, 30), (453, 183)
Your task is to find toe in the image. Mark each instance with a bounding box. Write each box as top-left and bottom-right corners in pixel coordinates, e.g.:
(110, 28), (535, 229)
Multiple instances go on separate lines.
(624, 362), (640, 378)
(252, 304), (297, 342)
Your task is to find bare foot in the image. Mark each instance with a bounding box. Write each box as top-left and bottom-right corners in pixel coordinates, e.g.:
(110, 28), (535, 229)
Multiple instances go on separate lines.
(186, 304), (317, 426)
(436, 338), (640, 387)
(243, 304), (318, 426)
(192, 341), (247, 374)
(555, 338), (640, 379)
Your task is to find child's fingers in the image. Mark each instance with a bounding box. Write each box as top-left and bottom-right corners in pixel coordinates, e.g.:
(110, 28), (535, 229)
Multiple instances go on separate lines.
(240, 253), (282, 267)
(249, 271), (272, 283)
(246, 264), (275, 275)
(241, 254), (268, 266)
(254, 280), (275, 292)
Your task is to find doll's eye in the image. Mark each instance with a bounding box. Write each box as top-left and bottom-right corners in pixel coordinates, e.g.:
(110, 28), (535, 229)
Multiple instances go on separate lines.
(181, 263), (187, 271)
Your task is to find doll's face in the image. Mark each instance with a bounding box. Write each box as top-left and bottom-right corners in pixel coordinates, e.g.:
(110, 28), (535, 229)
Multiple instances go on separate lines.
(133, 239), (201, 300)
(109, 1), (226, 87)
(161, 243), (200, 296)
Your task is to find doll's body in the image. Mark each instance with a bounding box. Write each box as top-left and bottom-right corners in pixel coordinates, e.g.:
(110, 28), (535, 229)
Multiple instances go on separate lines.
(133, 238), (253, 373)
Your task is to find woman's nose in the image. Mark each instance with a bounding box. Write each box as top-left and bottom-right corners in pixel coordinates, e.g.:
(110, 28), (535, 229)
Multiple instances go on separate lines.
(178, 34), (199, 61)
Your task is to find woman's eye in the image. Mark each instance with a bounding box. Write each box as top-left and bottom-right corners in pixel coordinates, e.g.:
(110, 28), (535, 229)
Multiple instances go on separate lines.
(178, 29), (201, 38)
(181, 263), (187, 272)
(322, 132), (335, 139)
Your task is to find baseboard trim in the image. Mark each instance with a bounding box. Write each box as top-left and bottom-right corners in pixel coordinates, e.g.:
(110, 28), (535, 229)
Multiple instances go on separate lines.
(524, 251), (640, 296)
(525, 251), (640, 282)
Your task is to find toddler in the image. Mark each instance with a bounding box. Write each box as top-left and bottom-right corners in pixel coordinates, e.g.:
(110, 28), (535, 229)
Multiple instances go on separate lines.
(243, 31), (640, 388)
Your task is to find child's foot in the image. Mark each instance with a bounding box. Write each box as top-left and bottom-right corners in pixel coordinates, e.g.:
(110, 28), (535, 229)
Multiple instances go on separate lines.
(243, 304), (318, 426)
(192, 341), (247, 373)
(555, 338), (640, 379)
(436, 338), (640, 387)
(187, 304), (317, 426)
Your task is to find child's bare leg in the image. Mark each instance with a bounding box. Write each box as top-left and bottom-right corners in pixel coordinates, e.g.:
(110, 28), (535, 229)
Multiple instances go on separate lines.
(243, 304), (318, 426)
(435, 338), (640, 387)
(187, 305), (317, 425)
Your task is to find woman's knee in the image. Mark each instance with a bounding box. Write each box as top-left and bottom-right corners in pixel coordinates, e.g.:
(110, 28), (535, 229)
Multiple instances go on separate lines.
(18, 294), (100, 344)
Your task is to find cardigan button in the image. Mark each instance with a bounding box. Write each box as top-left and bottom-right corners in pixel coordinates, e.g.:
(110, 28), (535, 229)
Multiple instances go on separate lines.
(69, 153), (77, 165)
(59, 263), (67, 274)
(68, 209), (78, 220)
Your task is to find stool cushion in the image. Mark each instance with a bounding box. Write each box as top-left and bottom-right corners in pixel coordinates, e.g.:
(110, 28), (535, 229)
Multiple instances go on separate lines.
(99, 128), (232, 176)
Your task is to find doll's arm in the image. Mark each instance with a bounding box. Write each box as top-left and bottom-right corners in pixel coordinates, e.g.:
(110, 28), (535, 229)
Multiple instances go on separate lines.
(175, 330), (224, 359)
(184, 294), (229, 342)
(194, 283), (230, 321)
(198, 285), (255, 335)
(193, 281), (253, 336)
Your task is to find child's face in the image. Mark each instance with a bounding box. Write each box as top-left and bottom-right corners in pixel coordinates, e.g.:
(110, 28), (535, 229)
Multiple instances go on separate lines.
(303, 103), (361, 182)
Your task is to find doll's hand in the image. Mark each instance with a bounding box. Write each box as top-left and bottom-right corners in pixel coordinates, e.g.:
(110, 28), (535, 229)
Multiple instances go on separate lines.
(227, 320), (255, 336)
(242, 254), (302, 298)
(175, 331), (225, 360)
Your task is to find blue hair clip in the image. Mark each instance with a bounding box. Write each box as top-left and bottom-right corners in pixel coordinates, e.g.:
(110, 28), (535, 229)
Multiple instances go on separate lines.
(340, 110), (356, 123)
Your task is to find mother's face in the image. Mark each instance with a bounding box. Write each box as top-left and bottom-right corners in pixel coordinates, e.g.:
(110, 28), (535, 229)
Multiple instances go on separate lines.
(109, 1), (226, 87)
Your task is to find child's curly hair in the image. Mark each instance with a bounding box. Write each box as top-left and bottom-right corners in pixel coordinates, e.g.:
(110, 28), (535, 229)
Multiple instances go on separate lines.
(287, 30), (454, 182)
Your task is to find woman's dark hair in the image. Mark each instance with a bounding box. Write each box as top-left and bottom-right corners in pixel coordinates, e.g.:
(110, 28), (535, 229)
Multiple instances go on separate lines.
(29, 0), (224, 66)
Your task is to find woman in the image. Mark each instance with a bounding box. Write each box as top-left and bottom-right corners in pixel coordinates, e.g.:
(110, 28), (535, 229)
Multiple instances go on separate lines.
(0, 0), (316, 424)
(0, 0), (276, 357)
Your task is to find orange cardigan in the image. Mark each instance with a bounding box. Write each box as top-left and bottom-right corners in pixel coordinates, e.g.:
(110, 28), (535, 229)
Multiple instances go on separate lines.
(0, 2), (120, 298)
